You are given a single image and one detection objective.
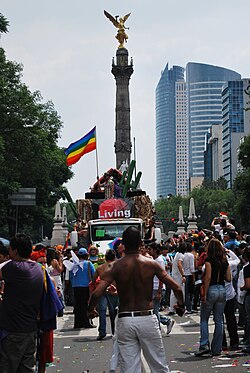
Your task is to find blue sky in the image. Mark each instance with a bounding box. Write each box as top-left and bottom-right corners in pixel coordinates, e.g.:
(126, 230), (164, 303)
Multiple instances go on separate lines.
(1, 0), (250, 201)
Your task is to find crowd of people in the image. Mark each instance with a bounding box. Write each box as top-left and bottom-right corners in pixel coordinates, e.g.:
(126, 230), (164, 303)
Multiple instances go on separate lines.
(0, 214), (250, 372)
(140, 215), (250, 358)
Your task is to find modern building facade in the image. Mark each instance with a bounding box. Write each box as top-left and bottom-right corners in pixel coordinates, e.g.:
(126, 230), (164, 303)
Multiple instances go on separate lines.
(186, 63), (241, 187)
(176, 81), (189, 196)
(204, 124), (223, 182)
(156, 64), (184, 198)
(222, 78), (250, 187)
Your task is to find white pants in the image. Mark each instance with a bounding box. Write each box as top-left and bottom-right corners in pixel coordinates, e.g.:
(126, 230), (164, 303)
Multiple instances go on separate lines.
(117, 314), (170, 373)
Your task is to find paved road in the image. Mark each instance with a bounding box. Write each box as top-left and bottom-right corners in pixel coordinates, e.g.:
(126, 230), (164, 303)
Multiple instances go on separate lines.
(47, 307), (250, 373)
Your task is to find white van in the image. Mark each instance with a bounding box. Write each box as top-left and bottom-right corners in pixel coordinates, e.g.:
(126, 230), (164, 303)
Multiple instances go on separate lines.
(88, 218), (144, 254)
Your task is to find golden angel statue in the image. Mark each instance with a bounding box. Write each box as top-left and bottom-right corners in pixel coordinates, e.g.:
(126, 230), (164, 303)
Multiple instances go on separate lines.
(104, 10), (131, 49)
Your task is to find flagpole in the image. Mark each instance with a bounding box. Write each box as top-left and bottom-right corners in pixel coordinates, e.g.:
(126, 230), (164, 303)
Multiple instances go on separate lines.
(95, 126), (99, 180)
(133, 136), (136, 179)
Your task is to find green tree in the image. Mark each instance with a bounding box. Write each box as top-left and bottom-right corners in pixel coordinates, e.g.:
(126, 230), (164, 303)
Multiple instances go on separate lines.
(155, 195), (189, 232)
(0, 13), (9, 35)
(190, 187), (235, 230)
(0, 37), (73, 239)
(245, 85), (250, 111)
(233, 134), (250, 230)
(238, 135), (250, 168)
(155, 186), (236, 234)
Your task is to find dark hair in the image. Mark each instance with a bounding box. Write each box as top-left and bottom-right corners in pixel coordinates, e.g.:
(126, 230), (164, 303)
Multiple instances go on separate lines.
(161, 244), (169, 251)
(46, 247), (56, 265)
(122, 226), (141, 251)
(213, 231), (222, 241)
(10, 233), (32, 259)
(207, 238), (227, 262)
(185, 242), (193, 253)
(177, 243), (186, 254)
(228, 231), (237, 240)
(149, 242), (157, 250)
(78, 253), (88, 259)
(220, 219), (227, 228)
(105, 249), (116, 261)
(34, 243), (46, 252)
(0, 242), (9, 257)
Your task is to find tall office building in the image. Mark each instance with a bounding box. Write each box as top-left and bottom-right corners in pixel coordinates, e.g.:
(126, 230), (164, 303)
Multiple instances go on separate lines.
(222, 79), (250, 187)
(186, 63), (241, 189)
(204, 124), (223, 182)
(156, 64), (184, 199)
(176, 81), (189, 196)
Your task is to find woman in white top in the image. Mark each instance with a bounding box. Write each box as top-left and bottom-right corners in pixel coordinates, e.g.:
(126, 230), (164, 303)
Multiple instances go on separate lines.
(169, 243), (186, 315)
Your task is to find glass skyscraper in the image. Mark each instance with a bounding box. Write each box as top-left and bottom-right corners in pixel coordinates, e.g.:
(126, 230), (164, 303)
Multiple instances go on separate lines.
(186, 63), (241, 184)
(156, 64), (184, 198)
(222, 79), (250, 187)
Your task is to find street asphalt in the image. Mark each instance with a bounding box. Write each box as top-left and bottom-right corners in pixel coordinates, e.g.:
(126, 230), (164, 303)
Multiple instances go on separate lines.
(46, 307), (250, 373)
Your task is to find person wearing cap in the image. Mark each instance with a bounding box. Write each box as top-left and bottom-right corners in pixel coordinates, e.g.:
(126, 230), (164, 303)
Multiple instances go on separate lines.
(113, 239), (125, 259)
(88, 226), (184, 373)
(70, 248), (96, 329)
(224, 231), (240, 251)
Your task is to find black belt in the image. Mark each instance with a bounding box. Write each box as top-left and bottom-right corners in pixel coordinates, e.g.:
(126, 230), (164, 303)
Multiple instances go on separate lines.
(118, 310), (154, 318)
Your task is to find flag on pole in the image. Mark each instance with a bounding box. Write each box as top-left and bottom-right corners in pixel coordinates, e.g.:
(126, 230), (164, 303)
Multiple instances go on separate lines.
(64, 127), (96, 166)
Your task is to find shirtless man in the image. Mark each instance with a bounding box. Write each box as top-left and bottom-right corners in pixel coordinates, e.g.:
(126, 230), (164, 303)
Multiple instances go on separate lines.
(88, 226), (185, 373)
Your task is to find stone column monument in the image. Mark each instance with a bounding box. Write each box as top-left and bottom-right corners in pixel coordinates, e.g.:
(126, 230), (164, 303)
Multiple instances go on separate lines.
(50, 201), (65, 246)
(104, 10), (133, 169)
(187, 197), (198, 233)
(112, 48), (133, 169)
(176, 205), (186, 235)
(62, 206), (69, 241)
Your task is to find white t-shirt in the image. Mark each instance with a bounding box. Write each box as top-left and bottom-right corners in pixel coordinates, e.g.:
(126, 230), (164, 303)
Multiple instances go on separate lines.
(161, 254), (171, 273)
(183, 252), (195, 276)
(153, 255), (166, 290)
(172, 252), (184, 279)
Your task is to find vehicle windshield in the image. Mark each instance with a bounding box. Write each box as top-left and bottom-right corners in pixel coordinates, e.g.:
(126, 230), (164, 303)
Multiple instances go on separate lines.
(91, 223), (142, 241)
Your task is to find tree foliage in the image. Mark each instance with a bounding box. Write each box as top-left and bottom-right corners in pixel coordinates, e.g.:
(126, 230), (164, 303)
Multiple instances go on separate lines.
(155, 136), (250, 233)
(0, 13), (9, 35)
(0, 43), (73, 239)
(233, 134), (250, 230)
(245, 85), (250, 111)
(155, 186), (237, 234)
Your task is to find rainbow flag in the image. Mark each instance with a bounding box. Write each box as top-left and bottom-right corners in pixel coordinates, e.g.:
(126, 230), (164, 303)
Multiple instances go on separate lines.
(64, 127), (96, 166)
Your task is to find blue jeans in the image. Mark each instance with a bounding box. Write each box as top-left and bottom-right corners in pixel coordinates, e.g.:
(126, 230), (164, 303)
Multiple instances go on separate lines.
(98, 293), (119, 336)
(244, 295), (250, 351)
(153, 290), (171, 327)
(200, 285), (226, 354)
(184, 275), (193, 312)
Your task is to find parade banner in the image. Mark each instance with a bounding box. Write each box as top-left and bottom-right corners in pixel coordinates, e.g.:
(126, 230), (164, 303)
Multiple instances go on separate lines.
(91, 198), (134, 220)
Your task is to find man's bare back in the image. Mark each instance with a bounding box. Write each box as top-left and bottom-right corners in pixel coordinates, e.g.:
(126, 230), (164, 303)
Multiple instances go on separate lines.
(89, 251), (184, 314)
